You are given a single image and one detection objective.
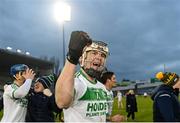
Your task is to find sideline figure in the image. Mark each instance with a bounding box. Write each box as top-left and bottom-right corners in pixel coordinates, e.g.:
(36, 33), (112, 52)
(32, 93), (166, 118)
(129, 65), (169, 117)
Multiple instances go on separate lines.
(1, 64), (35, 122)
(117, 90), (123, 109)
(126, 90), (137, 120)
(101, 71), (125, 122)
(55, 31), (109, 122)
(151, 72), (180, 122)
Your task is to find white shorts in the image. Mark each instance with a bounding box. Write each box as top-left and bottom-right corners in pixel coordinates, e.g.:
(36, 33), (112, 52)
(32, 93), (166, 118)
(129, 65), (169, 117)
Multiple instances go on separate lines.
(118, 97), (122, 102)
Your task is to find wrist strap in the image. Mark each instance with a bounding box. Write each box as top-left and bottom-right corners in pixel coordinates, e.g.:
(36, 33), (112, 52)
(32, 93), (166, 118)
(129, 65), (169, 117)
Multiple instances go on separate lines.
(66, 52), (79, 65)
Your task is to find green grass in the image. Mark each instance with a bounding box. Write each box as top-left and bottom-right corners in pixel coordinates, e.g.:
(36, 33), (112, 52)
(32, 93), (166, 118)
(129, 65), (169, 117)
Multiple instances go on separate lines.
(0, 96), (154, 122)
(0, 110), (3, 120)
(112, 95), (153, 122)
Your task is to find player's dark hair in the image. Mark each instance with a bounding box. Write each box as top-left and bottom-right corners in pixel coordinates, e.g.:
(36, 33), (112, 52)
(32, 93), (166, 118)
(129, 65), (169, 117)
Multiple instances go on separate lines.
(101, 71), (114, 84)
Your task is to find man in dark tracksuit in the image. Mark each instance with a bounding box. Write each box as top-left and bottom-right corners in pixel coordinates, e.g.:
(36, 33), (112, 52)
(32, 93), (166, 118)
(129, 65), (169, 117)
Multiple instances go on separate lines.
(151, 72), (180, 122)
(26, 74), (61, 122)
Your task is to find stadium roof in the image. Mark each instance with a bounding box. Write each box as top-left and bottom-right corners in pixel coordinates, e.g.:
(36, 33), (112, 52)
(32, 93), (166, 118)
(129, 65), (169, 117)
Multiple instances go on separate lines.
(0, 48), (54, 74)
(112, 82), (162, 91)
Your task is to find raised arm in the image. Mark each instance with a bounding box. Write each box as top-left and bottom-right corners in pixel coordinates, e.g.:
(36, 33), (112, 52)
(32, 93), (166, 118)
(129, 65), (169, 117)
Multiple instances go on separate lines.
(55, 61), (76, 108)
(55, 31), (92, 108)
(13, 68), (35, 98)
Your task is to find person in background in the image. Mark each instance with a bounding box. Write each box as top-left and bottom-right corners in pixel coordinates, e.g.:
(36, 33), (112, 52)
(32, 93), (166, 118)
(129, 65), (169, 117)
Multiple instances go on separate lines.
(126, 89), (137, 121)
(0, 81), (12, 111)
(101, 71), (125, 122)
(1, 64), (35, 122)
(151, 72), (180, 122)
(26, 74), (60, 122)
(143, 92), (148, 98)
(117, 90), (123, 109)
(55, 31), (109, 122)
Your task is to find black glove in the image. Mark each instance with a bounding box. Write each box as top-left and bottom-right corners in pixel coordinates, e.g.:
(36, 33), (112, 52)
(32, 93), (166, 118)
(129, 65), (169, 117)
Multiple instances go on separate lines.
(67, 31), (92, 65)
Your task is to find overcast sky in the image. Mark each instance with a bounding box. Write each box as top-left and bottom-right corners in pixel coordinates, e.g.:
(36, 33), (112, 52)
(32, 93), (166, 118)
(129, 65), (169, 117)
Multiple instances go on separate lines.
(0, 0), (180, 81)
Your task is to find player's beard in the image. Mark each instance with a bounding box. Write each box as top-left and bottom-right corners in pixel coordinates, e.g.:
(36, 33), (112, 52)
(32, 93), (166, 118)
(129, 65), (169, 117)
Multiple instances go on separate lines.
(83, 67), (101, 79)
(83, 64), (105, 81)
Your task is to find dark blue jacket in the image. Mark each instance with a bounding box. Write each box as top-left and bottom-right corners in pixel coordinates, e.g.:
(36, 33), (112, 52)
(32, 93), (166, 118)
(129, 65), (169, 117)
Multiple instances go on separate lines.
(25, 89), (60, 122)
(151, 84), (180, 122)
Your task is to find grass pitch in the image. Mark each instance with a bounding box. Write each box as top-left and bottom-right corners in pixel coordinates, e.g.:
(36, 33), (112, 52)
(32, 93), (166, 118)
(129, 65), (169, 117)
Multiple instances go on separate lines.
(112, 95), (153, 122)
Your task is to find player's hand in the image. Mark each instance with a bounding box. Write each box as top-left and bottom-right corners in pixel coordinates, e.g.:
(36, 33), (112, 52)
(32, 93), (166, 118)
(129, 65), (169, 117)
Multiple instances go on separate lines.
(111, 114), (126, 122)
(43, 88), (52, 97)
(22, 68), (36, 80)
(67, 31), (92, 65)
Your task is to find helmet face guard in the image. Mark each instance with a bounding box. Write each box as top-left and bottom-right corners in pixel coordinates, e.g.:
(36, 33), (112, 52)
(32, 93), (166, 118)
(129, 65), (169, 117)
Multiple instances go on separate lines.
(80, 40), (109, 79)
(10, 64), (29, 76)
(81, 40), (109, 67)
(84, 41), (109, 57)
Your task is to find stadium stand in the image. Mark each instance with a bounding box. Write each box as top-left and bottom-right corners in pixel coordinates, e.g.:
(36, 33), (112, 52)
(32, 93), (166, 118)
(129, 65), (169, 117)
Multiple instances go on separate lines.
(0, 48), (55, 90)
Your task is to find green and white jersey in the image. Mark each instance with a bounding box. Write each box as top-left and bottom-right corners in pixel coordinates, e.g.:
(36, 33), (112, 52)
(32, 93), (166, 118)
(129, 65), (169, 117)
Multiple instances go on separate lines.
(63, 69), (108, 122)
(105, 89), (114, 117)
(1, 79), (32, 122)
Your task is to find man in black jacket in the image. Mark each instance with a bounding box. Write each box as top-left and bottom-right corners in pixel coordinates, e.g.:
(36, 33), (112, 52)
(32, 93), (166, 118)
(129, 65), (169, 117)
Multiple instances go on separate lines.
(126, 90), (137, 120)
(151, 72), (180, 122)
(26, 74), (60, 122)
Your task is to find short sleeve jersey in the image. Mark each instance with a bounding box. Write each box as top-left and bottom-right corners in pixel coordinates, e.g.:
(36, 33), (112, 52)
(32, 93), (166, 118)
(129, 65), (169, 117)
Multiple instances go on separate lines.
(105, 89), (114, 116)
(63, 69), (108, 122)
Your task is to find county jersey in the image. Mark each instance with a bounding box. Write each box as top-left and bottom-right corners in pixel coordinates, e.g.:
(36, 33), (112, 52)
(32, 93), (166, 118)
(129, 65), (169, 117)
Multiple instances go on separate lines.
(63, 69), (108, 122)
(105, 89), (114, 117)
(1, 79), (32, 122)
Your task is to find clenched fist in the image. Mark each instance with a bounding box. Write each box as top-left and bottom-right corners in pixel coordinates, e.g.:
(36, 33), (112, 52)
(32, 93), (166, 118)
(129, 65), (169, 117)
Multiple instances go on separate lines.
(43, 88), (52, 97)
(67, 31), (92, 65)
